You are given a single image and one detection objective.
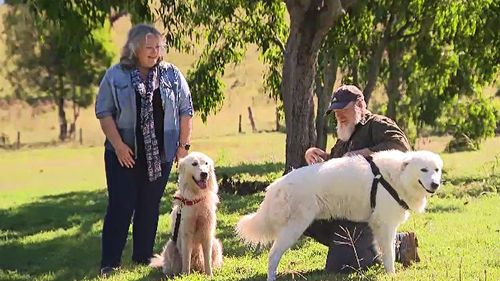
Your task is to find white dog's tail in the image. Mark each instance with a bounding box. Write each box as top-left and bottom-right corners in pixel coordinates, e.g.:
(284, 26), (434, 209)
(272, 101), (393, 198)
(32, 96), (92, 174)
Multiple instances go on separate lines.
(237, 186), (289, 245)
(149, 254), (164, 268)
(236, 212), (273, 245)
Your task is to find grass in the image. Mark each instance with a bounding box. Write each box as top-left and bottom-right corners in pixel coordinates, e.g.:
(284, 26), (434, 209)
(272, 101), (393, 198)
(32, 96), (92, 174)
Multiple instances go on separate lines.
(0, 135), (499, 281)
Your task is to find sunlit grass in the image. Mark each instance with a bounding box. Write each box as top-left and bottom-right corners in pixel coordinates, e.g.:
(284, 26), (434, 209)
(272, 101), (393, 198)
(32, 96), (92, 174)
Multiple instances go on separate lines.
(0, 135), (499, 280)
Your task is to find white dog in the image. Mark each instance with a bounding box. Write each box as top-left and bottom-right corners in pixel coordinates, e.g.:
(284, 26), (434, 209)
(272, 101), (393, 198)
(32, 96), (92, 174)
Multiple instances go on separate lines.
(150, 152), (223, 276)
(236, 150), (443, 280)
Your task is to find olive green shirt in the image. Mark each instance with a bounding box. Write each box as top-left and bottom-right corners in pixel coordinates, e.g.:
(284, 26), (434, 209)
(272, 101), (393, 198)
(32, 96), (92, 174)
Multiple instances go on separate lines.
(330, 111), (411, 158)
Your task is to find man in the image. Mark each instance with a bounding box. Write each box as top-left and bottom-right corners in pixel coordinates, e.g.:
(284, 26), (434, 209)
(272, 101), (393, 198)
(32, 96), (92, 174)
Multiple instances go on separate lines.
(304, 84), (419, 273)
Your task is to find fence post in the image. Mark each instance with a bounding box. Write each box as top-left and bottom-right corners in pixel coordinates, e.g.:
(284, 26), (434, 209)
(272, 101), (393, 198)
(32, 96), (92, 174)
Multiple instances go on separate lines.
(238, 114), (242, 133)
(79, 128), (83, 145)
(17, 131), (20, 149)
(276, 107), (280, 131)
(247, 106), (257, 133)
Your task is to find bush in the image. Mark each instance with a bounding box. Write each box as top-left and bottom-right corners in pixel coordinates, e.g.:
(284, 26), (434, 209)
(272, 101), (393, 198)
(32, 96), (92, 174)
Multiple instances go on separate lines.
(444, 96), (496, 152)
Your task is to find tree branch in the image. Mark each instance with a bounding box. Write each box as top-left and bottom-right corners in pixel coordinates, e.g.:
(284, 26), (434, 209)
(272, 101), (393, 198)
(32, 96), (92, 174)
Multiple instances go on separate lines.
(340, 0), (358, 9)
(319, 0), (345, 27)
(271, 29), (287, 55)
(284, 0), (311, 13)
(392, 20), (412, 39)
(399, 30), (420, 40)
(234, 12), (286, 55)
(109, 9), (127, 26)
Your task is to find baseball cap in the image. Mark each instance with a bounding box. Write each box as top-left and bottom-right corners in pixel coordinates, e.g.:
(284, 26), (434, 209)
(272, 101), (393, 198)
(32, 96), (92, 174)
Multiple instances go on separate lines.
(325, 85), (364, 114)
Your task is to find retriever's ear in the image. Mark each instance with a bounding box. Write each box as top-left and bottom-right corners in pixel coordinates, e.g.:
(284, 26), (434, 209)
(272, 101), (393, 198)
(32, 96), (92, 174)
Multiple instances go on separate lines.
(178, 157), (186, 175)
(209, 161), (219, 193)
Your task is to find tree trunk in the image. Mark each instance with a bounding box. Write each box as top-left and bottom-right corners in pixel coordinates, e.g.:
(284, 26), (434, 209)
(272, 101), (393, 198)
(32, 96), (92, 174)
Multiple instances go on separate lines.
(351, 59), (359, 87)
(315, 53), (338, 150)
(275, 104), (281, 132)
(69, 82), (80, 139)
(57, 74), (67, 141)
(282, 0), (351, 172)
(386, 43), (403, 121)
(362, 12), (394, 105)
(58, 97), (67, 141)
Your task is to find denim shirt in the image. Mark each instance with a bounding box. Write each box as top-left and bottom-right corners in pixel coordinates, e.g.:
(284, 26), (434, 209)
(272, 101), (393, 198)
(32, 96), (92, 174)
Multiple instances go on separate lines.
(95, 61), (193, 162)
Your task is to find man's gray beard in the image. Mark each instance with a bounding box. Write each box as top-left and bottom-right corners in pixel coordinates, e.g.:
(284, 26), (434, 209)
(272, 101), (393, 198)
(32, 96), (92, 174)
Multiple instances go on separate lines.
(336, 108), (363, 142)
(337, 122), (356, 141)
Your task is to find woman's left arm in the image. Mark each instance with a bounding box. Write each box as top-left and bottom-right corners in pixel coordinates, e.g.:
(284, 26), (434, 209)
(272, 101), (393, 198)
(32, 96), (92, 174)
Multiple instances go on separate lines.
(176, 67), (194, 160)
(177, 115), (192, 159)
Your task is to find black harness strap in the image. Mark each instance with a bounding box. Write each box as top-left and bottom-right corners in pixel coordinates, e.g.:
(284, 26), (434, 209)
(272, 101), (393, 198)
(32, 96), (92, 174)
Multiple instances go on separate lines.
(172, 210), (182, 242)
(365, 156), (410, 211)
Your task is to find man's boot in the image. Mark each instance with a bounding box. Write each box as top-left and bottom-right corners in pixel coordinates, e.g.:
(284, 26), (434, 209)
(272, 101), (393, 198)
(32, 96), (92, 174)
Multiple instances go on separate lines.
(395, 232), (420, 267)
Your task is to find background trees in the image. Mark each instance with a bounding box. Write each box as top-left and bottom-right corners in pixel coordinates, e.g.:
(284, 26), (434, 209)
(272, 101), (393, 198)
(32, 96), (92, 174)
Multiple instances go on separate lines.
(313, 0), (499, 147)
(2, 3), (115, 140)
(3, 0), (498, 164)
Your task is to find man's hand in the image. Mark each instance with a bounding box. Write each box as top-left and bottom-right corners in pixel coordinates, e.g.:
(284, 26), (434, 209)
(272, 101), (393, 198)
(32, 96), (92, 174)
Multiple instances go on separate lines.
(305, 147), (329, 165)
(115, 142), (135, 168)
(344, 148), (372, 157)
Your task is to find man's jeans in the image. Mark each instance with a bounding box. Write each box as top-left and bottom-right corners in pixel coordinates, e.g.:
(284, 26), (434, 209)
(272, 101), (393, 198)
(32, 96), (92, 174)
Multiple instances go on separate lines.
(303, 219), (381, 273)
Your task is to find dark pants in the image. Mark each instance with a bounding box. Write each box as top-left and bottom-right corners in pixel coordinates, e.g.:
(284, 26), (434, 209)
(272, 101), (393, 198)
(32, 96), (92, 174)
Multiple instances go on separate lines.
(100, 150), (172, 268)
(304, 219), (381, 273)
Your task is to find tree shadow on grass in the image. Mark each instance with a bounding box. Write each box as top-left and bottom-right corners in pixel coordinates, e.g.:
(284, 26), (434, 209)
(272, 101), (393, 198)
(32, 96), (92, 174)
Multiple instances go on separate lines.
(234, 268), (379, 281)
(426, 204), (463, 213)
(216, 162), (284, 178)
(0, 190), (110, 280)
(0, 161), (291, 281)
(0, 189), (174, 281)
(0, 190), (107, 239)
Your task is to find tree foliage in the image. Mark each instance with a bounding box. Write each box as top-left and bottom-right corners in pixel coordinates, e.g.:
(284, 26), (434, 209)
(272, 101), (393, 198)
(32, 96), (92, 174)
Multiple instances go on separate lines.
(314, 0), (499, 149)
(153, 0), (288, 122)
(8, 0), (498, 155)
(2, 3), (115, 140)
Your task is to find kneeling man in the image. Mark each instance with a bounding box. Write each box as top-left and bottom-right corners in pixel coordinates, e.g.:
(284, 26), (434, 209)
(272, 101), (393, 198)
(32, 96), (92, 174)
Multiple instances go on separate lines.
(304, 85), (419, 273)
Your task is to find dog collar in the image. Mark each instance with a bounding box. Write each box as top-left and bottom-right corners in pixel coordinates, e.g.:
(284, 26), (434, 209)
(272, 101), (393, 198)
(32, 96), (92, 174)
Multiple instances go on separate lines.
(174, 196), (204, 206)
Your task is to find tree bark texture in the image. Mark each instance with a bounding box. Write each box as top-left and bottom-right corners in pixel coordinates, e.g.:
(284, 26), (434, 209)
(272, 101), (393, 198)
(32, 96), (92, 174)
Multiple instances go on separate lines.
(386, 42), (403, 121)
(282, 0), (355, 172)
(315, 53), (338, 150)
(362, 7), (397, 105)
(57, 74), (67, 141)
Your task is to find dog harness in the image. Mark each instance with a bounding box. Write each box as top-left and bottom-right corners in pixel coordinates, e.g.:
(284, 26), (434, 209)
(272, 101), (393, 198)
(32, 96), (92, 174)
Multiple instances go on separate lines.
(365, 156), (409, 211)
(171, 196), (205, 242)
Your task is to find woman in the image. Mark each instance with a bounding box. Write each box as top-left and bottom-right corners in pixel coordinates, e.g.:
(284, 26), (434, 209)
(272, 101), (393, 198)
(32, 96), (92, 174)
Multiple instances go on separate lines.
(95, 24), (193, 277)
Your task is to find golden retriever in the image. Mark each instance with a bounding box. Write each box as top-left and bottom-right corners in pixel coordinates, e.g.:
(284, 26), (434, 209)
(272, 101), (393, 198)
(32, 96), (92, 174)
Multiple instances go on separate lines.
(150, 152), (223, 276)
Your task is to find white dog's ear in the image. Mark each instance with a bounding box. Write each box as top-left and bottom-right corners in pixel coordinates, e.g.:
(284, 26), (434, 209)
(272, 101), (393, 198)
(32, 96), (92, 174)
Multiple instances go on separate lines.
(401, 159), (410, 171)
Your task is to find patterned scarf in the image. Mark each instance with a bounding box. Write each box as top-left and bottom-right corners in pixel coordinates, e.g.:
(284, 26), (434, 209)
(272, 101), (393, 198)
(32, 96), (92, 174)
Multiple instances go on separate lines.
(131, 66), (162, 182)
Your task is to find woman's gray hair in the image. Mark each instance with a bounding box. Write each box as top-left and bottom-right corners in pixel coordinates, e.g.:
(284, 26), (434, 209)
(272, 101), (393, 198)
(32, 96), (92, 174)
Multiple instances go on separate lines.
(120, 24), (164, 68)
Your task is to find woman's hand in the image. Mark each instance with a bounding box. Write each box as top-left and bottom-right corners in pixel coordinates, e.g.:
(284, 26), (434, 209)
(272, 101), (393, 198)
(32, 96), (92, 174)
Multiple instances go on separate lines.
(175, 146), (189, 165)
(115, 142), (135, 168)
(305, 147), (329, 165)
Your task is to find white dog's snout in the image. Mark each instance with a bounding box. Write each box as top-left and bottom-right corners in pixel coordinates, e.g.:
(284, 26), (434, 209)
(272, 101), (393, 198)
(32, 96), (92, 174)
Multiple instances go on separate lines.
(431, 182), (440, 189)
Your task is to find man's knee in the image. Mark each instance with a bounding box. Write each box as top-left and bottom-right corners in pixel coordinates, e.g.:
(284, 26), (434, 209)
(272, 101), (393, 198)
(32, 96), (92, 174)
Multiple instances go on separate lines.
(303, 219), (338, 246)
(306, 220), (380, 273)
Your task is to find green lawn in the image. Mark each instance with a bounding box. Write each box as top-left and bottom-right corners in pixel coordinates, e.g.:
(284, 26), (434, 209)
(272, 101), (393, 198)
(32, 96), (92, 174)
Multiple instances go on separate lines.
(0, 135), (499, 281)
